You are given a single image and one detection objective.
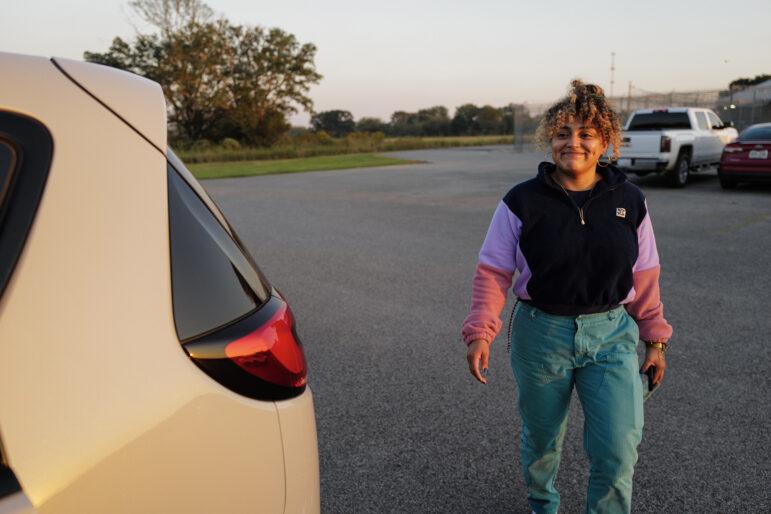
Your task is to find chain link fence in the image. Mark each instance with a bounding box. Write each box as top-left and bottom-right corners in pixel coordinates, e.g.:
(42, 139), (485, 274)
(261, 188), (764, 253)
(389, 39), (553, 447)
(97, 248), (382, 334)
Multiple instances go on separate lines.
(512, 85), (771, 149)
(716, 85), (771, 131)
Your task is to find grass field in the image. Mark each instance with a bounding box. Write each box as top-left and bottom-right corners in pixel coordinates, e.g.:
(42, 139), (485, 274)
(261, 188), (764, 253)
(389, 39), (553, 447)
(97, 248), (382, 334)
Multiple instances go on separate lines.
(187, 153), (421, 180)
(176, 134), (523, 164)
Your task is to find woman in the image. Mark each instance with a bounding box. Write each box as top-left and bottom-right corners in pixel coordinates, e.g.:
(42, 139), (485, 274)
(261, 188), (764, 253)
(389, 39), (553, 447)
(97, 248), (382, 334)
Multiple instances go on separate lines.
(461, 80), (672, 514)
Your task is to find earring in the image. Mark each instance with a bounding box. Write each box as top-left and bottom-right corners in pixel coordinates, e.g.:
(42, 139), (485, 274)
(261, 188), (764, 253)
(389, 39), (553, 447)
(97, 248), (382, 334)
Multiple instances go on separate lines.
(597, 153), (612, 168)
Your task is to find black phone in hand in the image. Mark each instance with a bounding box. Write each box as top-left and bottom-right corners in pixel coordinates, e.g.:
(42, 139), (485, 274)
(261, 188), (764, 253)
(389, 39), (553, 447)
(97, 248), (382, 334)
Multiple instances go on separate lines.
(642, 367), (660, 402)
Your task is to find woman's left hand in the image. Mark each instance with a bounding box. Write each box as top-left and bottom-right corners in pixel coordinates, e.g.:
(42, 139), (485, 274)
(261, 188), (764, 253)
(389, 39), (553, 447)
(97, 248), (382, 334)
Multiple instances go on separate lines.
(641, 346), (666, 384)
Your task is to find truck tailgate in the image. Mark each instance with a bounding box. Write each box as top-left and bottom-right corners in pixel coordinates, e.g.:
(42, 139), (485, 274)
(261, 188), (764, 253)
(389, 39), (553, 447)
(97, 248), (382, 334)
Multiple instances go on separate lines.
(620, 132), (661, 157)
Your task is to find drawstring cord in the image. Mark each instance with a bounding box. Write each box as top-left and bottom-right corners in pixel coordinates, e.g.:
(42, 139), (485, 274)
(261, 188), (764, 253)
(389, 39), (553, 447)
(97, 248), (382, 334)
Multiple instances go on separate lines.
(507, 297), (519, 354)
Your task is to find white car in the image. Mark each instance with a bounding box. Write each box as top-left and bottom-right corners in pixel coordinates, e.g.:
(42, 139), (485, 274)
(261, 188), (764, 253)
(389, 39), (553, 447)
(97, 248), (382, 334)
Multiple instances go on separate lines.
(0, 52), (319, 513)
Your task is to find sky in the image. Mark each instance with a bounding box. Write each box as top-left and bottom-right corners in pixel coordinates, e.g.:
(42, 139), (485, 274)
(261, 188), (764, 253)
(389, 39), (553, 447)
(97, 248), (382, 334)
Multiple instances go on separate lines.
(3, 0), (770, 127)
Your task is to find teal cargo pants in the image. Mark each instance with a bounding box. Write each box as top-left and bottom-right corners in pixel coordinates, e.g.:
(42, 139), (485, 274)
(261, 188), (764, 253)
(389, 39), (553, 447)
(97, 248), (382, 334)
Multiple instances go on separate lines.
(509, 302), (644, 514)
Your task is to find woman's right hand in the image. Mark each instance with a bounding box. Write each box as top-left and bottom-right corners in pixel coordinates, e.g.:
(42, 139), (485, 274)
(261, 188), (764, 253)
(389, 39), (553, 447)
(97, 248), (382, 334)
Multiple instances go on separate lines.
(466, 339), (490, 384)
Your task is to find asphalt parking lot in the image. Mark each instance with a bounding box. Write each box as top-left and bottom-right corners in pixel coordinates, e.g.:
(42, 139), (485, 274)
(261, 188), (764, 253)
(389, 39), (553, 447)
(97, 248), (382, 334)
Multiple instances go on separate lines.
(205, 147), (770, 513)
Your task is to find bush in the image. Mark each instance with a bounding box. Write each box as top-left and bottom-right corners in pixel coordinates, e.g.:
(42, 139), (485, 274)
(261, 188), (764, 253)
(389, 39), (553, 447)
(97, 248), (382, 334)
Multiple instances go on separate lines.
(219, 137), (242, 150)
(289, 126), (310, 137)
(315, 130), (334, 145)
(345, 132), (386, 152)
(191, 139), (214, 151)
(297, 132), (319, 145)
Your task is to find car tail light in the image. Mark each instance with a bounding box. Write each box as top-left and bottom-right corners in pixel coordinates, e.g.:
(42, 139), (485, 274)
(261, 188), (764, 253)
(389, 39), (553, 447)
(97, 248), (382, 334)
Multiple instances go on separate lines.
(225, 300), (307, 388)
(660, 136), (671, 152)
(183, 294), (308, 401)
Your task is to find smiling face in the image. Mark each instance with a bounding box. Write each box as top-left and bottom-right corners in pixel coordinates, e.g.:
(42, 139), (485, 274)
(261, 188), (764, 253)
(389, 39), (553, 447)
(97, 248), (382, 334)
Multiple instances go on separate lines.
(551, 119), (609, 180)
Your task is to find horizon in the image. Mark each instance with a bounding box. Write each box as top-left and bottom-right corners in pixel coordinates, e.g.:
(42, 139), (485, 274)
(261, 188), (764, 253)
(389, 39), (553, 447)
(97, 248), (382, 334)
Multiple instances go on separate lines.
(3, 0), (769, 127)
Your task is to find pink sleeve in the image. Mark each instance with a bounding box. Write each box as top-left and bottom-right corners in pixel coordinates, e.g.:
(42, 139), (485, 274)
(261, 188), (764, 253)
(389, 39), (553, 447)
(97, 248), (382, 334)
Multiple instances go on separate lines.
(626, 265), (673, 343)
(461, 262), (514, 345)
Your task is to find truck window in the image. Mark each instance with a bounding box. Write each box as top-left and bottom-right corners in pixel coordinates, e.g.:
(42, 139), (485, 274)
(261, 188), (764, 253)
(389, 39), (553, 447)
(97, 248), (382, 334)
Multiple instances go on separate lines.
(626, 112), (691, 131)
(707, 112), (722, 129)
(695, 112), (710, 130)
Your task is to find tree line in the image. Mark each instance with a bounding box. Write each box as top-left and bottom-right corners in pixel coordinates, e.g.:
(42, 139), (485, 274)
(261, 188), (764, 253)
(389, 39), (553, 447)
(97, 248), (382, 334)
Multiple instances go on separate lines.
(84, 4), (767, 149)
(729, 74), (771, 89)
(311, 104), (541, 139)
(83, 1), (539, 148)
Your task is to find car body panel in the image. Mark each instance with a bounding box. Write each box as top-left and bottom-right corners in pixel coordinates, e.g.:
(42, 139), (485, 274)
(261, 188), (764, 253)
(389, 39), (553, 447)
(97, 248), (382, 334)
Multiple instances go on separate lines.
(51, 56), (167, 152)
(0, 52), (318, 513)
(718, 122), (771, 184)
(36, 394), (284, 513)
(719, 147), (771, 184)
(720, 142), (771, 172)
(277, 389), (321, 514)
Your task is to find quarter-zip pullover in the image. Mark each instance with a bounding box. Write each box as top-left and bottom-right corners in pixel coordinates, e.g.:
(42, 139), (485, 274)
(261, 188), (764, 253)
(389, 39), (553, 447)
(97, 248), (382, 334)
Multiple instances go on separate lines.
(462, 162), (673, 345)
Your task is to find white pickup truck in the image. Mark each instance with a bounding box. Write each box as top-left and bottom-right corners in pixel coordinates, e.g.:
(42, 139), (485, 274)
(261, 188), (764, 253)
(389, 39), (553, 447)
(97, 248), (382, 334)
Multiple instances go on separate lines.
(616, 108), (738, 187)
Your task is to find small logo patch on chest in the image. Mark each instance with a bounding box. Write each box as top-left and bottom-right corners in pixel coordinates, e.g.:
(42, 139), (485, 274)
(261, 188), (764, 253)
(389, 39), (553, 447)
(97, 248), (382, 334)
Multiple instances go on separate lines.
(616, 207), (627, 218)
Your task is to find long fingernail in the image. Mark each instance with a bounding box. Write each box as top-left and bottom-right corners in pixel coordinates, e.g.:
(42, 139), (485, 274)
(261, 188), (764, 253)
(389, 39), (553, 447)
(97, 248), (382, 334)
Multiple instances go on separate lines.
(482, 368), (488, 377)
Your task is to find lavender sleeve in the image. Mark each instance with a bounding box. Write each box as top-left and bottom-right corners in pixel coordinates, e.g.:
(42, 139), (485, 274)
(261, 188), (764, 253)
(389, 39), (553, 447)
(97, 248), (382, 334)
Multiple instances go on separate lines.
(461, 201), (524, 345)
(480, 202), (533, 300)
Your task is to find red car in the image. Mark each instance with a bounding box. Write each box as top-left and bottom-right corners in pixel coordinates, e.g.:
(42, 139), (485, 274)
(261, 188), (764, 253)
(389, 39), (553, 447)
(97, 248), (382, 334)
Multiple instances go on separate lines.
(718, 122), (771, 189)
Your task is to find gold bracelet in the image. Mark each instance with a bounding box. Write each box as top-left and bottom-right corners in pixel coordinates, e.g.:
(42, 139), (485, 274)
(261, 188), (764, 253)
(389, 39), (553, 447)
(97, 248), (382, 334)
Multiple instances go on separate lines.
(644, 341), (668, 352)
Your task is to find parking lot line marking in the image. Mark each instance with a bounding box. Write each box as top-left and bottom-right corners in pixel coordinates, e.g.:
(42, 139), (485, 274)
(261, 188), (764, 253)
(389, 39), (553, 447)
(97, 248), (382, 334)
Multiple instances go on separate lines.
(709, 212), (771, 236)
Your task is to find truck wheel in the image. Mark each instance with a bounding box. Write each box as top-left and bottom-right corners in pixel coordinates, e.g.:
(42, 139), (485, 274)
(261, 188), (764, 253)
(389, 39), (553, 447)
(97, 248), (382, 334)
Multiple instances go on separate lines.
(667, 151), (690, 188)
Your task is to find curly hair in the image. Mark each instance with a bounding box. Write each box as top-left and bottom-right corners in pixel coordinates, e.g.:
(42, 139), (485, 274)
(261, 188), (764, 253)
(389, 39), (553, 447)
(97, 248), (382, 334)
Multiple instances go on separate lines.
(536, 80), (623, 160)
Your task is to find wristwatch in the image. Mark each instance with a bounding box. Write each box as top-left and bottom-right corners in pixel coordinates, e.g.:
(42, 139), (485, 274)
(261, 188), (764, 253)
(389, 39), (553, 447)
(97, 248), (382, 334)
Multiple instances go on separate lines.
(644, 341), (668, 352)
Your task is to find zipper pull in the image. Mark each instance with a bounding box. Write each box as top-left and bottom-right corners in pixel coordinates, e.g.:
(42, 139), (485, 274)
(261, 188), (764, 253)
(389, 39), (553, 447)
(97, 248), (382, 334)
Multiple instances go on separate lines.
(580, 208), (586, 225)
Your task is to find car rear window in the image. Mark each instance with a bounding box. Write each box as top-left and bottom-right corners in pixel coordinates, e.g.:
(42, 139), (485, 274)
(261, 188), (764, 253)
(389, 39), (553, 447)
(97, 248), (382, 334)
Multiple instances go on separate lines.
(739, 126), (771, 141)
(1, 427), (21, 500)
(0, 112), (53, 300)
(167, 158), (270, 342)
(627, 112), (691, 131)
(0, 467), (21, 499)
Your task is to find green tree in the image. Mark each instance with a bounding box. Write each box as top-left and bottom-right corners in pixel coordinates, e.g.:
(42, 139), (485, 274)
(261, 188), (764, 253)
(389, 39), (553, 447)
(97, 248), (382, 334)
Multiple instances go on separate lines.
(417, 106), (448, 120)
(311, 110), (355, 137)
(417, 106), (450, 136)
(451, 103), (480, 135)
(729, 74), (771, 89)
(477, 105), (503, 134)
(87, 22), (231, 142)
(85, 0), (321, 145)
(356, 117), (388, 133)
(389, 110), (416, 136)
(221, 24), (321, 145)
(389, 107), (450, 136)
(128, 0), (214, 36)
